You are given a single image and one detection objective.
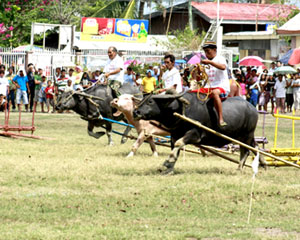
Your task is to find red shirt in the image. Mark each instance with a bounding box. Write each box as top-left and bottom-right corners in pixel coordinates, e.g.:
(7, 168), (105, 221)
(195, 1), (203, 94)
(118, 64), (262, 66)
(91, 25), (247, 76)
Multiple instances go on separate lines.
(45, 86), (54, 99)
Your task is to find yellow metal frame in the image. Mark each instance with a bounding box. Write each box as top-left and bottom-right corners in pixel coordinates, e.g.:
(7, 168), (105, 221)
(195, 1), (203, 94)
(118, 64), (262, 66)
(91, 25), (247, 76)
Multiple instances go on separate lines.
(265, 110), (300, 166)
(273, 110), (296, 148)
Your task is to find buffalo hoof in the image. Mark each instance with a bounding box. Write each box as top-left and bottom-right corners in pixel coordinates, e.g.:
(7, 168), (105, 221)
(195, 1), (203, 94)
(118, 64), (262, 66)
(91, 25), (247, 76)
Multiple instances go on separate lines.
(121, 137), (128, 144)
(88, 131), (105, 139)
(157, 160), (176, 175)
(153, 152), (158, 157)
(158, 165), (174, 175)
(108, 142), (114, 146)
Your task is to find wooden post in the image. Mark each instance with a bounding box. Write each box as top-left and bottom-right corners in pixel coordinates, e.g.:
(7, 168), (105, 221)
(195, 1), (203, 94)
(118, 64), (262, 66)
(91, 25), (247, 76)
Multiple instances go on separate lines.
(174, 112), (300, 169)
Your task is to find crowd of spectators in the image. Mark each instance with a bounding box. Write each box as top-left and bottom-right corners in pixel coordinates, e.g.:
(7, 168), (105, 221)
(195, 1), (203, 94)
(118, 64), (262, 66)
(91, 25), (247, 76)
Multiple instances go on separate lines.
(0, 53), (299, 116)
(232, 61), (300, 114)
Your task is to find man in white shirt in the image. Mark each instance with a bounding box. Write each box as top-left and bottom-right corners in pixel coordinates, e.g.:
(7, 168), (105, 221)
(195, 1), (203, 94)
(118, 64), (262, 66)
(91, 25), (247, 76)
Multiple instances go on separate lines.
(104, 46), (124, 96)
(0, 70), (9, 98)
(158, 54), (182, 94)
(200, 41), (230, 127)
(292, 73), (300, 113)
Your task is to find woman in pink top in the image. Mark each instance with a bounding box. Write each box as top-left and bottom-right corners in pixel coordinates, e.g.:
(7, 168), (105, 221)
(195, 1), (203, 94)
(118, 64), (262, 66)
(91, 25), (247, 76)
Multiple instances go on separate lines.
(236, 74), (247, 100)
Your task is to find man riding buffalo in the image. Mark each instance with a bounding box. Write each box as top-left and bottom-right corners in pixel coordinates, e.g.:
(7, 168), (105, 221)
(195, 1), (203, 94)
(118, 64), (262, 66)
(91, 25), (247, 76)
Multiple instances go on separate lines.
(200, 41), (230, 127)
(103, 46), (124, 97)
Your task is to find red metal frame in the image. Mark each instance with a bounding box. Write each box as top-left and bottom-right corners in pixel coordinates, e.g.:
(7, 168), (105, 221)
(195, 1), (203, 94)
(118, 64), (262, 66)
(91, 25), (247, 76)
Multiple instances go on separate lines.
(0, 102), (43, 139)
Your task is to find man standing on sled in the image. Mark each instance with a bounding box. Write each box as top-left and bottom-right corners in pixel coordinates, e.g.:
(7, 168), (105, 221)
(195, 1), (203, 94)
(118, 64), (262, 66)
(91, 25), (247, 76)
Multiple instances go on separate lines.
(200, 41), (230, 127)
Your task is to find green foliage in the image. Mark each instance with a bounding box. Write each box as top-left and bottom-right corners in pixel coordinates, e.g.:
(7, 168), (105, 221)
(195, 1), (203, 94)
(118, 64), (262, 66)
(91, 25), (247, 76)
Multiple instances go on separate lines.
(155, 25), (206, 51)
(121, 0), (137, 19)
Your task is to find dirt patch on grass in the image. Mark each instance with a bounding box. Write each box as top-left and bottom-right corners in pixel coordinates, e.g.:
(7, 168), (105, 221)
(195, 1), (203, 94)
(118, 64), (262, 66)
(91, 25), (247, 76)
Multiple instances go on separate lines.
(255, 227), (300, 238)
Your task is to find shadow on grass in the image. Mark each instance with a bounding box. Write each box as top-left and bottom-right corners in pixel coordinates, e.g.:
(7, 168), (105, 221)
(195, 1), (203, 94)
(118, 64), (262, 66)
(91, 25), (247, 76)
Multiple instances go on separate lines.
(113, 166), (240, 177)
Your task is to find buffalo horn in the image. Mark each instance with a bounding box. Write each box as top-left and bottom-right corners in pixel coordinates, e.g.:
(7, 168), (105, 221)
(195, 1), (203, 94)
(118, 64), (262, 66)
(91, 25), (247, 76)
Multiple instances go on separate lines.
(73, 91), (104, 101)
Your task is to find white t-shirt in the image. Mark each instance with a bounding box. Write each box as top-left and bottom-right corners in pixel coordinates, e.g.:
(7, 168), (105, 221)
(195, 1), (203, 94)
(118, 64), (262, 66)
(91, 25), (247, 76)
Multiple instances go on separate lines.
(162, 67), (182, 93)
(204, 55), (230, 92)
(104, 55), (124, 83)
(274, 79), (286, 98)
(67, 74), (76, 85)
(0, 76), (9, 96)
(292, 78), (300, 94)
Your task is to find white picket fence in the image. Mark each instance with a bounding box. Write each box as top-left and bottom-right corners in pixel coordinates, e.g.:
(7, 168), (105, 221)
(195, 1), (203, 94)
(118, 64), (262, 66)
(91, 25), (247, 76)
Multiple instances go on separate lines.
(0, 47), (232, 79)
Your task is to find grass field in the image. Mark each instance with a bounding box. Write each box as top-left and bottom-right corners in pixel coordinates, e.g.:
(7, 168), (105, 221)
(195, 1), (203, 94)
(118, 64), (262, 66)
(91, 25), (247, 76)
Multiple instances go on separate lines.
(0, 111), (300, 240)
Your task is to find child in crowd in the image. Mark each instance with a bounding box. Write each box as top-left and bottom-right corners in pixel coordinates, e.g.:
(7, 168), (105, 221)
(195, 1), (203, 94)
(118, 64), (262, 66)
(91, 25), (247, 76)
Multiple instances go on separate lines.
(65, 79), (74, 92)
(142, 70), (156, 94)
(38, 76), (47, 112)
(45, 80), (55, 113)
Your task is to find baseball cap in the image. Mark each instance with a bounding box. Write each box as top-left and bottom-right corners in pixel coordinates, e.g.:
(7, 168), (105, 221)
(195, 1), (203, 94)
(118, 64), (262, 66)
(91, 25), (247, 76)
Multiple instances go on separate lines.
(146, 70), (152, 73)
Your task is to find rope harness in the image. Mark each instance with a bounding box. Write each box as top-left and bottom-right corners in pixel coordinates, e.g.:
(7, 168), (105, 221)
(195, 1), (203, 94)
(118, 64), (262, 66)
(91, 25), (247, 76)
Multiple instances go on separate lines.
(190, 63), (211, 101)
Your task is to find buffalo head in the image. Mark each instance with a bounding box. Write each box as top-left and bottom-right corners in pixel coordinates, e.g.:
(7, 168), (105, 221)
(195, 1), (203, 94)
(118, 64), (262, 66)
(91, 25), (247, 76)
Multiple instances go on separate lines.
(133, 93), (185, 121)
(55, 90), (77, 111)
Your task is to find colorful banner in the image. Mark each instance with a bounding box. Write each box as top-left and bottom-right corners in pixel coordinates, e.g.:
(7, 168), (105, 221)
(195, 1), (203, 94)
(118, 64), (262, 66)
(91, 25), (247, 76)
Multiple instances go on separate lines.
(80, 17), (148, 43)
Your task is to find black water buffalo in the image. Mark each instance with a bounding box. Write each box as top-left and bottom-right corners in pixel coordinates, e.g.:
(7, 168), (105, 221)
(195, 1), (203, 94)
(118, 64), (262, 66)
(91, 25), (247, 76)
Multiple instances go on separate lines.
(134, 93), (266, 173)
(56, 83), (141, 145)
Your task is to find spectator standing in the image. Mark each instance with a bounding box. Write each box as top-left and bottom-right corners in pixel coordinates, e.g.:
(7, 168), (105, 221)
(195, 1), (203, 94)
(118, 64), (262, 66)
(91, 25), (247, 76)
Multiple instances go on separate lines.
(104, 46), (124, 97)
(94, 69), (104, 83)
(236, 74), (247, 100)
(274, 74), (287, 114)
(27, 63), (35, 112)
(268, 62), (277, 75)
(124, 67), (136, 85)
(0, 70), (9, 101)
(54, 67), (61, 82)
(56, 69), (69, 94)
(264, 73), (276, 113)
(248, 69), (259, 107)
(6, 66), (16, 110)
(292, 73), (300, 113)
(38, 76), (47, 113)
(135, 73), (142, 87)
(80, 72), (90, 89)
(34, 68), (43, 111)
(258, 73), (267, 111)
(67, 68), (75, 85)
(73, 66), (84, 90)
(65, 79), (75, 91)
(142, 70), (156, 94)
(285, 75), (294, 113)
(45, 80), (55, 113)
(159, 54), (182, 94)
(153, 66), (160, 86)
(13, 70), (29, 112)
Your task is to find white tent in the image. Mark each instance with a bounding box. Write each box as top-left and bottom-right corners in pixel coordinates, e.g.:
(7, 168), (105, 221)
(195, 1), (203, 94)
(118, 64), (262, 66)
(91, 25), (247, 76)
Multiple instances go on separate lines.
(277, 13), (300, 36)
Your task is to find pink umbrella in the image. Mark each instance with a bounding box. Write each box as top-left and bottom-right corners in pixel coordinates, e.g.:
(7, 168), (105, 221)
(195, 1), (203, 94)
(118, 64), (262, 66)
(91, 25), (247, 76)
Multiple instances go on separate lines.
(239, 56), (265, 66)
(187, 53), (207, 65)
(288, 48), (300, 65)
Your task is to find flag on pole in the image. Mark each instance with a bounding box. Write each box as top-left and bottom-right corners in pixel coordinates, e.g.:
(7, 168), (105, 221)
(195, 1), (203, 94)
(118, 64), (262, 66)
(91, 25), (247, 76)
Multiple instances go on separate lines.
(252, 152), (259, 176)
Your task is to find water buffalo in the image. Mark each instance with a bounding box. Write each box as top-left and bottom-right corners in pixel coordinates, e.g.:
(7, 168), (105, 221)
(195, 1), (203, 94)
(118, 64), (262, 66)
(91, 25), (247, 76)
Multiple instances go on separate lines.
(134, 93), (266, 174)
(56, 83), (141, 145)
(111, 94), (169, 157)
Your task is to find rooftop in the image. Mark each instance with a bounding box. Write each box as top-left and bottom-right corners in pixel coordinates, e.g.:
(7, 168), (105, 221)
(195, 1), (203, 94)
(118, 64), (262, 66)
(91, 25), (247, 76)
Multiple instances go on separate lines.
(191, 2), (297, 24)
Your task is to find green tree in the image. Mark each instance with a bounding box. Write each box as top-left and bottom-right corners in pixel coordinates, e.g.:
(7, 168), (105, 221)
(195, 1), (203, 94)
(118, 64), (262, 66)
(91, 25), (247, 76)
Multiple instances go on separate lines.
(155, 25), (206, 51)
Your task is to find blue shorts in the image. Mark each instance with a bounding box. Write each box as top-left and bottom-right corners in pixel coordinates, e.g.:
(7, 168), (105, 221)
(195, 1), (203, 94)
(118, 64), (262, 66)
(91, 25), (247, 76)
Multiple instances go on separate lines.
(39, 97), (47, 103)
(16, 89), (28, 105)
